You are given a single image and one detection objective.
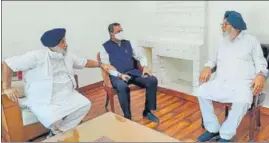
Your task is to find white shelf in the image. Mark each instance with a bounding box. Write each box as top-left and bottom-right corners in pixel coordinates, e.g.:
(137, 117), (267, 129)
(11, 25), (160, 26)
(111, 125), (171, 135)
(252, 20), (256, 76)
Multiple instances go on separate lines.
(138, 1), (207, 96)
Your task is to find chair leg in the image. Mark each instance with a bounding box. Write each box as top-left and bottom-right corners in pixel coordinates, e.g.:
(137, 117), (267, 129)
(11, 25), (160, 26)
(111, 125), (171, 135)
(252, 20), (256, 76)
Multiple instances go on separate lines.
(201, 117), (205, 129)
(249, 109), (255, 142)
(107, 89), (115, 113)
(105, 94), (109, 108)
(256, 108), (261, 129)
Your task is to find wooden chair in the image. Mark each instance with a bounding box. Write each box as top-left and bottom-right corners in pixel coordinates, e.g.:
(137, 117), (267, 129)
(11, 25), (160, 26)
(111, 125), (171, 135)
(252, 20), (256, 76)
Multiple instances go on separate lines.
(1, 74), (79, 142)
(97, 52), (144, 113)
(201, 44), (269, 141)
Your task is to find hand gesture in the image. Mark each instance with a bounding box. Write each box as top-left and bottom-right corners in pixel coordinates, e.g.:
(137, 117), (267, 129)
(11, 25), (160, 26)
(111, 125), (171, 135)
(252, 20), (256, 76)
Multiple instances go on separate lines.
(120, 74), (131, 82)
(101, 64), (114, 72)
(142, 67), (152, 77)
(4, 87), (20, 102)
(199, 67), (212, 84)
(252, 74), (266, 96)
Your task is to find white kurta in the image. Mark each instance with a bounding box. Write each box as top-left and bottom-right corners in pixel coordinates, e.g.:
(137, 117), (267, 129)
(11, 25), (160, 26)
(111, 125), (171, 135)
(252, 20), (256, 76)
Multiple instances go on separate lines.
(29, 51), (90, 128)
(195, 32), (268, 104)
(5, 48), (91, 128)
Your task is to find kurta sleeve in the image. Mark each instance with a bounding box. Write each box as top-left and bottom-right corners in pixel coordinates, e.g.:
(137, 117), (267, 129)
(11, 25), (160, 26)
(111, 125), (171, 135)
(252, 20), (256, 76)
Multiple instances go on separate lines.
(72, 55), (87, 69)
(251, 38), (268, 78)
(4, 51), (38, 72)
(204, 42), (220, 69)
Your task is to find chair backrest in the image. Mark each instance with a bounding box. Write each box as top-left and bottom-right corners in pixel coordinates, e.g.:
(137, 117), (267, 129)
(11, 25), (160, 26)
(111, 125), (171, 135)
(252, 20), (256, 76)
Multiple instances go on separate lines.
(97, 52), (101, 62)
(74, 74), (79, 89)
(261, 44), (269, 69)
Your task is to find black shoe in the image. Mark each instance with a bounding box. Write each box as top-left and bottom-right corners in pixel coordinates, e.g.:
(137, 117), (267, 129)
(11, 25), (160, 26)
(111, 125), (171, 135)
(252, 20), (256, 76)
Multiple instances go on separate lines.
(124, 114), (132, 120)
(219, 138), (231, 142)
(143, 111), (159, 123)
(197, 130), (220, 142)
(46, 130), (56, 139)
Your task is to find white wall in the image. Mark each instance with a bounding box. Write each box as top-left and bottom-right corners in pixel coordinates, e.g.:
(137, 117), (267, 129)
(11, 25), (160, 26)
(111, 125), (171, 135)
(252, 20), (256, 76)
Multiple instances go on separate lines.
(207, 1), (269, 55)
(2, 1), (147, 87)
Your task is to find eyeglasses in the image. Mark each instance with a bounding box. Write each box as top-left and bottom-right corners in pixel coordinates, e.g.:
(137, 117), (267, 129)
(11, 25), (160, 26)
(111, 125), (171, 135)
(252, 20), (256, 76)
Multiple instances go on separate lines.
(220, 23), (231, 27)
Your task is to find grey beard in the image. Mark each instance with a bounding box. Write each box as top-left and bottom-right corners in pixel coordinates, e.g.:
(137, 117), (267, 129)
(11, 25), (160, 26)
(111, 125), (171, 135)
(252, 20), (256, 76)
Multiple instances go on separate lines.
(222, 31), (233, 41)
(222, 28), (237, 41)
(51, 46), (67, 56)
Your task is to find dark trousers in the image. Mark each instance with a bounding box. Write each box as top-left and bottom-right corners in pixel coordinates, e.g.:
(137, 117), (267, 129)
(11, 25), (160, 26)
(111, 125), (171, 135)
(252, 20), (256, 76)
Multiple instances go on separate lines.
(110, 75), (158, 119)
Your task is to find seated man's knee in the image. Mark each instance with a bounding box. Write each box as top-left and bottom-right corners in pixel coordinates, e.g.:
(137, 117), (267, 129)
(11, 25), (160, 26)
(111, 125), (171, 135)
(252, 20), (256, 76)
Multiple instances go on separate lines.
(147, 76), (158, 86)
(115, 80), (129, 91)
(85, 100), (92, 111)
(49, 119), (63, 131)
(197, 85), (207, 96)
(73, 100), (91, 116)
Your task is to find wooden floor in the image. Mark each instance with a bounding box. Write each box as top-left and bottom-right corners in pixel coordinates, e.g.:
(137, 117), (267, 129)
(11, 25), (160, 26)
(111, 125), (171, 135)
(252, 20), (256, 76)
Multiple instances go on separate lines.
(10, 86), (267, 142)
(80, 86), (269, 142)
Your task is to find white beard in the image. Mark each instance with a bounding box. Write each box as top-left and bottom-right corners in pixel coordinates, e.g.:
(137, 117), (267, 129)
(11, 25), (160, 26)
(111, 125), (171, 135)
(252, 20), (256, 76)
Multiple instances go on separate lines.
(51, 46), (67, 56)
(222, 28), (235, 41)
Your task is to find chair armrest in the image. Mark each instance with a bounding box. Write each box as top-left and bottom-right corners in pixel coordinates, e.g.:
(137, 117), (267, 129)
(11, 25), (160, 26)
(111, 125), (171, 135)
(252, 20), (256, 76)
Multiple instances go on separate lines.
(2, 106), (11, 142)
(97, 52), (113, 88)
(1, 93), (25, 141)
(136, 61), (144, 72)
(1, 93), (20, 109)
(101, 68), (113, 88)
(74, 74), (79, 89)
(211, 66), (217, 73)
(255, 93), (266, 107)
(253, 95), (259, 107)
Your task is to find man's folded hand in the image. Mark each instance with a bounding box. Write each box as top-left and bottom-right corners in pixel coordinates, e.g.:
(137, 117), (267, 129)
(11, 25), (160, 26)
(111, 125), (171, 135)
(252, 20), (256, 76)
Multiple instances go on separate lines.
(119, 74), (131, 82)
(142, 67), (152, 77)
(4, 87), (20, 102)
(252, 74), (266, 96)
(199, 67), (212, 84)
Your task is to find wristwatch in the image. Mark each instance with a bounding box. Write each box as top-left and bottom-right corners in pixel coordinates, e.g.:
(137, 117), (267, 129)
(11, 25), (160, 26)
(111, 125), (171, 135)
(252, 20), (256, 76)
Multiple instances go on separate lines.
(117, 73), (122, 78)
(258, 71), (267, 79)
(98, 61), (102, 67)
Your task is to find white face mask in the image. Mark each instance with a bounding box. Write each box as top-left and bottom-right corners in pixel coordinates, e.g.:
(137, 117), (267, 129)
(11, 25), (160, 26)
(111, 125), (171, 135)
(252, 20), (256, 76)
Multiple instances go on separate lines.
(114, 32), (125, 41)
(51, 46), (68, 56)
